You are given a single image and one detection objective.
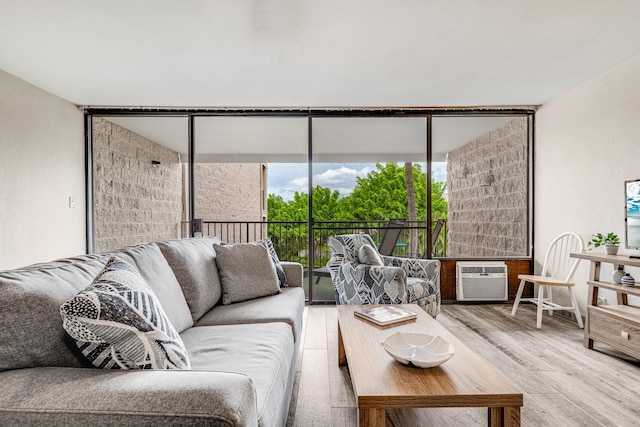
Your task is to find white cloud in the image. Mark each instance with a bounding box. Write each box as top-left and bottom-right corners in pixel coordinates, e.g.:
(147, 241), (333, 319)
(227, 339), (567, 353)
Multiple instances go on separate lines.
(269, 164), (375, 200)
(269, 162), (446, 201)
(314, 166), (372, 188)
(289, 176), (308, 187)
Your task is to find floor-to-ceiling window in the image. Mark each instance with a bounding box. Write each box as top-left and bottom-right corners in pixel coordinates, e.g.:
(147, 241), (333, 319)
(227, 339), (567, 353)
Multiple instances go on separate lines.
(309, 115), (430, 301)
(87, 108), (533, 304)
(192, 116), (310, 290)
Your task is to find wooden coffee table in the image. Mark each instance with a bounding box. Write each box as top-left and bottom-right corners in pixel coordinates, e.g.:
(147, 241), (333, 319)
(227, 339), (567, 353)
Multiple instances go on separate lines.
(337, 304), (523, 427)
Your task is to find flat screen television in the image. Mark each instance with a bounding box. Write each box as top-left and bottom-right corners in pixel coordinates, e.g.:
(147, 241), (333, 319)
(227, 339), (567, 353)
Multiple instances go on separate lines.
(625, 179), (640, 250)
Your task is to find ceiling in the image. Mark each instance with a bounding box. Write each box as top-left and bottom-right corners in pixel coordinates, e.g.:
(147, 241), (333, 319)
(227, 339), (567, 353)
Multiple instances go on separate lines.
(2, 0), (640, 108)
(2, 1), (640, 157)
(107, 115), (513, 162)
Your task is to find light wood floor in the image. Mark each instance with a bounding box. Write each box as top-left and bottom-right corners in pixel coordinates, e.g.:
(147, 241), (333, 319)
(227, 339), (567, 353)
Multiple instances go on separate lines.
(286, 304), (640, 427)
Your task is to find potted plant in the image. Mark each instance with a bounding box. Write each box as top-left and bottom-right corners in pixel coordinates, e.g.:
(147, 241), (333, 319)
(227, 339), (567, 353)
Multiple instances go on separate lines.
(587, 232), (620, 255)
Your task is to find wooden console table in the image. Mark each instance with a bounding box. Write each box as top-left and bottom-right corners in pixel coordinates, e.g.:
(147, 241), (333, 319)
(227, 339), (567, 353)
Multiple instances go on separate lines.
(571, 253), (640, 359)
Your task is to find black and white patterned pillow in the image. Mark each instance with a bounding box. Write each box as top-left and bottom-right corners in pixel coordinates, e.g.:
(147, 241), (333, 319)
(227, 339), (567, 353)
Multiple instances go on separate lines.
(60, 257), (191, 370)
(258, 238), (288, 287)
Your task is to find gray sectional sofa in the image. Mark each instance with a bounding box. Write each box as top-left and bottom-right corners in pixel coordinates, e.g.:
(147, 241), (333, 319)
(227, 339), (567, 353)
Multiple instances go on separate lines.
(0, 237), (305, 426)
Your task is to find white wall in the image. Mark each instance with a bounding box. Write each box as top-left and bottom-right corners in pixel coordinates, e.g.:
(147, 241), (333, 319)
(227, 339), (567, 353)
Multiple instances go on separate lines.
(0, 69), (85, 269)
(535, 54), (640, 312)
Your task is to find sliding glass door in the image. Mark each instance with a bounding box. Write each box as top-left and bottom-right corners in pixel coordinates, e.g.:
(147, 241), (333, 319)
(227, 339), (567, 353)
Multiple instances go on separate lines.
(191, 116), (310, 279)
(309, 116), (430, 302)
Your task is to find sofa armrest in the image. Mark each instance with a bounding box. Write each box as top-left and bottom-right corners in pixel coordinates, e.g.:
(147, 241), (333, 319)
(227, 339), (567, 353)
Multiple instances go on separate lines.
(382, 256), (441, 284)
(0, 367), (258, 427)
(281, 261), (303, 287)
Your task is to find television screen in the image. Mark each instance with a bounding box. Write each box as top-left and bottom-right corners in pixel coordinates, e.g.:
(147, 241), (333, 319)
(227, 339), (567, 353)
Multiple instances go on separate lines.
(625, 179), (640, 249)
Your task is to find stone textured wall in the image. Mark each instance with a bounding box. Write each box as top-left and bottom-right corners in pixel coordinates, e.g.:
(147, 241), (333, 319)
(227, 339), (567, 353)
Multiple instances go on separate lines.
(93, 118), (184, 252)
(196, 163), (266, 241)
(446, 118), (528, 257)
(93, 118), (266, 251)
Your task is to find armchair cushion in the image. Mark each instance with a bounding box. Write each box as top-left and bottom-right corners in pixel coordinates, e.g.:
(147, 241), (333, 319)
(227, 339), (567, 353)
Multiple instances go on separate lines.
(358, 245), (384, 266)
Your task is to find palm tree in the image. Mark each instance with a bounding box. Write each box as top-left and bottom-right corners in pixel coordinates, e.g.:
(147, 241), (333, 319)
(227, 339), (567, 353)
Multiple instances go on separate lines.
(404, 162), (418, 256)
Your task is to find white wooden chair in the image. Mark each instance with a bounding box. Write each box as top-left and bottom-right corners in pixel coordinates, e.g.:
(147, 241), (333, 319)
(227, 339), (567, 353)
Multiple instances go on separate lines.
(511, 232), (584, 329)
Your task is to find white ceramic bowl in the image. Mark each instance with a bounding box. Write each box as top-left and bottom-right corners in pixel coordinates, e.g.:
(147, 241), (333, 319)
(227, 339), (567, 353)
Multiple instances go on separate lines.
(381, 332), (455, 368)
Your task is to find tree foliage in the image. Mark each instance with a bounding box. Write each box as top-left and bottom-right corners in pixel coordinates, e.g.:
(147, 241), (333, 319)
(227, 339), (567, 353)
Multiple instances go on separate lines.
(267, 163), (448, 262)
(268, 162), (447, 222)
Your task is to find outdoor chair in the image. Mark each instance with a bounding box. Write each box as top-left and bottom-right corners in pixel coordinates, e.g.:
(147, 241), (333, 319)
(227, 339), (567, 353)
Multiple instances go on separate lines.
(412, 219), (445, 258)
(376, 218), (406, 256)
(326, 233), (441, 318)
(511, 232), (585, 328)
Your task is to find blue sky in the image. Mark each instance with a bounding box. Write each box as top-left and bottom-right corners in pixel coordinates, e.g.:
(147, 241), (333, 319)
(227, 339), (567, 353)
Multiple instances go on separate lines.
(268, 162), (447, 201)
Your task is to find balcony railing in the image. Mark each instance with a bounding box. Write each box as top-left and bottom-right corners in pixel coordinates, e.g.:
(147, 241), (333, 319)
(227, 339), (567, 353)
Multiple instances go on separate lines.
(183, 220), (448, 268)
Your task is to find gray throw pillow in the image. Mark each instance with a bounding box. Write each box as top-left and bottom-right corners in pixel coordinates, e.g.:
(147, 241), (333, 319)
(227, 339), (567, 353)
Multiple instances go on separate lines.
(213, 242), (281, 304)
(358, 245), (385, 266)
(60, 257), (191, 370)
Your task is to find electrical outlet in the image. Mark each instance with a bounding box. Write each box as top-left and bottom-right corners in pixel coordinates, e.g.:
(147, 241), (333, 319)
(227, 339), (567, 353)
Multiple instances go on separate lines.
(597, 297), (608, 305)
(68, 196), (75, 208)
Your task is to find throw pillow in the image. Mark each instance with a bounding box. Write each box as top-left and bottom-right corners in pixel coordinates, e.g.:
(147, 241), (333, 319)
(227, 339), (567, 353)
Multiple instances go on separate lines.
(60, 257), (191, 370)
(258, 238), (288, 287)
(358, 245), (385, 266)
(213, 242), (280, 304)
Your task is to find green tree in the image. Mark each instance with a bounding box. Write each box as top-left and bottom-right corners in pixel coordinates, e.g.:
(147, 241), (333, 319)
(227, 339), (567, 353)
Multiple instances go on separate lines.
(311, 186), (342, 221)
(267, 163), (448, 260)
(405, 162), (418, 255)
(268, 186), (342, 222)
(267, 186), (344, 263)
(339, 163), (427, 221)
(431, 180), (448, 221)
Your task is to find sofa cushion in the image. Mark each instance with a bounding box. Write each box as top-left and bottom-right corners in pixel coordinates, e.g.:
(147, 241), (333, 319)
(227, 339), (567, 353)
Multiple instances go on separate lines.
(0, 367), (258, 426)
(60, 258), (191, 370)
(116, 243), (193, 333)
(181, 323), (294, 427)
(258, 238), (288, 287)
(213, 242), (280, 304)
(0, 255), (110, 372)
(195, 286), (305, 343)
(158, 237), (223, 321)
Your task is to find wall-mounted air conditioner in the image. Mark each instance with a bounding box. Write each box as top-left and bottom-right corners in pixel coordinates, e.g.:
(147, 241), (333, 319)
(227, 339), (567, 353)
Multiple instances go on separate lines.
(456, 261), (508, 301)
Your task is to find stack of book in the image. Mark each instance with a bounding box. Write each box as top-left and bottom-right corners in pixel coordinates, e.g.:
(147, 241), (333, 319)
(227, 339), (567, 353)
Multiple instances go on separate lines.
(354, 306), (417, 326)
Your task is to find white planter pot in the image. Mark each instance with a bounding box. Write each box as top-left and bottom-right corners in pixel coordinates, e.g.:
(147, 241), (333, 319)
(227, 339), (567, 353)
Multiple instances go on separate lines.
(604, 244), (619, 255)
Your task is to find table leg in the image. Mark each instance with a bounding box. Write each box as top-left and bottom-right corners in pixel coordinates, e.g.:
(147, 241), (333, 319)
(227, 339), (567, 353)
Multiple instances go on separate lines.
(584, 285), (595, 349)
(338, 323), (347, 366)
(617, 292), (628, 305)
(489, 406), (521, 427)
(359, 408), (385, 427)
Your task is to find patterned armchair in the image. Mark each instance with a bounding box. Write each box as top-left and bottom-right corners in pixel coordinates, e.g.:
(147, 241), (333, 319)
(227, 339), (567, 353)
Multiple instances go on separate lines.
(327, 234), (441, 318)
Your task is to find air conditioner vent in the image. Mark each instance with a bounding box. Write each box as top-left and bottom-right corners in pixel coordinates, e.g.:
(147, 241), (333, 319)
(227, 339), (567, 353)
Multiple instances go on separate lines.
(460, 266), (483, 274)
(456, 261), (508, 301)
